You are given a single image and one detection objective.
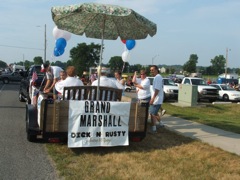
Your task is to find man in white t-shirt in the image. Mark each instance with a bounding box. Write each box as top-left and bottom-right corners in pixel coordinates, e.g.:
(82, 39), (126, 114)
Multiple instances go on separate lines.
(91, 67), (118, 100)
(149, 65), (164, 133)
(41, 63), (63, 99)
(55, 66), (84, 99)
(91, 67), (117, 88)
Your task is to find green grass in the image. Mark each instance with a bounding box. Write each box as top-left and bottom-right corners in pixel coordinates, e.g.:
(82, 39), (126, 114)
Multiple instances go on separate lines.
(162, 103), (240, 134)
(46, 103), (240, 179)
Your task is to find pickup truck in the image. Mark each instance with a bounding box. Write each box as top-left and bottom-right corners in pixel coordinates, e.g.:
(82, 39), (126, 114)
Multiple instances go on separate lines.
(19, 65), (45, 104)
(0, 72), (23, 84)
(181, 77), (218, 102)
(147, 77), (178, 101)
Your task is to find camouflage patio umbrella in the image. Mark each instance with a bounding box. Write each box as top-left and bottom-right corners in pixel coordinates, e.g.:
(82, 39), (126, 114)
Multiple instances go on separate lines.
(51, 2), (157, 99)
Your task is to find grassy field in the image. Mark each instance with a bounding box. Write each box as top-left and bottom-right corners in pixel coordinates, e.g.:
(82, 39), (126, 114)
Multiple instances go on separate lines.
(162, 103), (240, 134)
(46, 103), (240, 179)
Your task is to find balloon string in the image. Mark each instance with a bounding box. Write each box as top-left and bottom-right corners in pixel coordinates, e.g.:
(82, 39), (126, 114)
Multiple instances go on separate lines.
(122, 62), (125, 73)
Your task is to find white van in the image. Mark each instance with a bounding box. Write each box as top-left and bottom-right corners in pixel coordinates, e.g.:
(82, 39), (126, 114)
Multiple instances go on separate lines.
(147, 77), (178, 101)
(12, 64), (25, 72)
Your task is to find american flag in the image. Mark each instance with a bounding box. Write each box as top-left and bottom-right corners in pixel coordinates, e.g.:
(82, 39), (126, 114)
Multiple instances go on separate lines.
(32, 71), (38, 83)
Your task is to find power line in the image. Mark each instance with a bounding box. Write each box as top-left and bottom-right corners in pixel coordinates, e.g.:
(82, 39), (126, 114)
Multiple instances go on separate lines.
(0, 44), (43, 51)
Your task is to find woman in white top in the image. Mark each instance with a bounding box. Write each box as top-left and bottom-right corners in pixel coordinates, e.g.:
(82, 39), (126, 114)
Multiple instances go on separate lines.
(114, 70), (125, 89)
(132, 69), (151, 102)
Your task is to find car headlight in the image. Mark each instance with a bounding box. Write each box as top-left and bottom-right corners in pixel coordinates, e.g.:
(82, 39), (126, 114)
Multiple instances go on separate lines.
(166, 89), (174, 93)
(200, 90), (207, 94)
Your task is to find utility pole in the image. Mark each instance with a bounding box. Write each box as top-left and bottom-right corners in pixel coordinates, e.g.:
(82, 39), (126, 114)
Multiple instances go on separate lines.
(36, 24), (47, 63)
(152, 54), (159, 65)
(225, 48), (230, 78)
(23, 54), (24, 66)
(44, 24), (47, 63)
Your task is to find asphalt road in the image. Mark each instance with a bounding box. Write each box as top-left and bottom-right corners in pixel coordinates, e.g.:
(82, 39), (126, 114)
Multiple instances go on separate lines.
(0, 82), (59, 180)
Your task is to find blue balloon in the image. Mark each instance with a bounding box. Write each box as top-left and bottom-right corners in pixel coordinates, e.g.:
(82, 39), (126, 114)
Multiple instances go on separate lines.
(54, 47), (65, 57)
(126, 40), (136, 50)
(56, 38), (67, 49)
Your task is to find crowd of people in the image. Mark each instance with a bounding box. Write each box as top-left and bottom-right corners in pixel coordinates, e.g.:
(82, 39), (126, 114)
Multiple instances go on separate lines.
(39, 63), (166, 134)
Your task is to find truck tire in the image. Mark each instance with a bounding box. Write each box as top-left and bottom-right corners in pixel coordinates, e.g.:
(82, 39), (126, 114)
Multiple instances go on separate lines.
(163, 92), (167, 102)
(3, 78), (9, 84)
(209, 99), (215, 103)
(223, 94), (229, 101)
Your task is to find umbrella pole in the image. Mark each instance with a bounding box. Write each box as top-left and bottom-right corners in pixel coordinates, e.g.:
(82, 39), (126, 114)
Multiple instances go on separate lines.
(96, 16), (106, 101)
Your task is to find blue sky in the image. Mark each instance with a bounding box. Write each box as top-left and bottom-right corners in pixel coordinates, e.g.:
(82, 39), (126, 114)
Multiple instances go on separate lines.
(0, 0), (240, 68)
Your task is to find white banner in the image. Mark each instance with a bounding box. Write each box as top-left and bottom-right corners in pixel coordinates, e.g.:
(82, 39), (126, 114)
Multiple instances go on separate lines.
(68, 101), (131, 148)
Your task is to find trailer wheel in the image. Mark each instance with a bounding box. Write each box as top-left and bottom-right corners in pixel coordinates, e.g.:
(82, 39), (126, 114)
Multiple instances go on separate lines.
(27, 131), (37, 142)
(26, 105), (37, 142)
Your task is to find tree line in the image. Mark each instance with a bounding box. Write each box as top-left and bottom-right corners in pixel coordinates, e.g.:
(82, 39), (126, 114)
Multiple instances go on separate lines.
(1, 42), (239, 76)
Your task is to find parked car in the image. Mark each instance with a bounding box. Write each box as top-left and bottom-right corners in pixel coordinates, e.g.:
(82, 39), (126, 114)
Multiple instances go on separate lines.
(209, 84), (240, 101)
(125, 83), (136, 92)
(147, 77), (178, 101)
(0, 71), (23, 84)
(19, 65), (45, 103)
(181, 77), (218, 102)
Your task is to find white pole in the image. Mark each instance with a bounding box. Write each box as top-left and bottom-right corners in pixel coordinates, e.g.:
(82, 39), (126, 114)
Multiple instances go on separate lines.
(225, 48), (228, 78)
(44, 24), (47, 63)
(96, 16), (106, 101)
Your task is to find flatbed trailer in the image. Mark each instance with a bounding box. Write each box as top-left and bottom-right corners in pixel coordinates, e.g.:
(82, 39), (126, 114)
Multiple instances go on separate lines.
(26, 86), (149, 146)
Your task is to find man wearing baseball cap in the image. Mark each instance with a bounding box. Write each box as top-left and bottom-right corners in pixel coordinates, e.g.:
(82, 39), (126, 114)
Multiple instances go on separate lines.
(41, 63), (63, 99)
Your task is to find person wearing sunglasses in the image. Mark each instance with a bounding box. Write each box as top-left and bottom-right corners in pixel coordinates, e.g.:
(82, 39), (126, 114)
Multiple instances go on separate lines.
(132, 69), (151, 103)
(149, 65), (164, 134)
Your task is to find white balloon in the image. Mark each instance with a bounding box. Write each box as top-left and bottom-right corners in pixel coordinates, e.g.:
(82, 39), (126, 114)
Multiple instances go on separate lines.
(122, 50), (130, 62)
(52, 26), (62, 39)
(52, 26), (71, 41)
(62, 31), (71, 41)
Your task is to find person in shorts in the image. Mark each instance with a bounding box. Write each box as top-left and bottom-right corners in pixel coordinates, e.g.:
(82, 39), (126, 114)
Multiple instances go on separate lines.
(149, 65), (164, 133)
(41, 63), (63, 99)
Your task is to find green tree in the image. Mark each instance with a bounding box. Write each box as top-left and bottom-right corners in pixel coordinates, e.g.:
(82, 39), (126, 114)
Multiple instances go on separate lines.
(210, 55), (225, 75)
(33, 56), (43, 65)
(107, 56), (124, 71)
(169, 67), (176, 74)
(235, 68), (240, 75)
(205, 66), (214, 75)
(183, 54), (198, 73)
(69, 43), (101, 75)
(0, 60), (8, 68)
(130, 64), (143, 73)
(24, 60), (34, 69)
(51, 60), (67, 69)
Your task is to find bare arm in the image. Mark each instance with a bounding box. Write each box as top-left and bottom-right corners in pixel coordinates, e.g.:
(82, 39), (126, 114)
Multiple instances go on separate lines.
(132, 71), (137, 83)
(43, 79), (51, 91)
(150, 89), (159, 105)
(44, 78), (57, 93)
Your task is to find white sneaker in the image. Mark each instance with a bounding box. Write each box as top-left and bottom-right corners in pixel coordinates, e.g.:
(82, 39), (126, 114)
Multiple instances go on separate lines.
(157, 121), (165, 128)
(161, 109), (166, 116)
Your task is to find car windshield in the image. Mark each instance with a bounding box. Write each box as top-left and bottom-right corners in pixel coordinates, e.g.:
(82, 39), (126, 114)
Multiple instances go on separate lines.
(163, 79), (176, 86)
(220, 85), (235, 90)
(191, 79), (207, 85)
